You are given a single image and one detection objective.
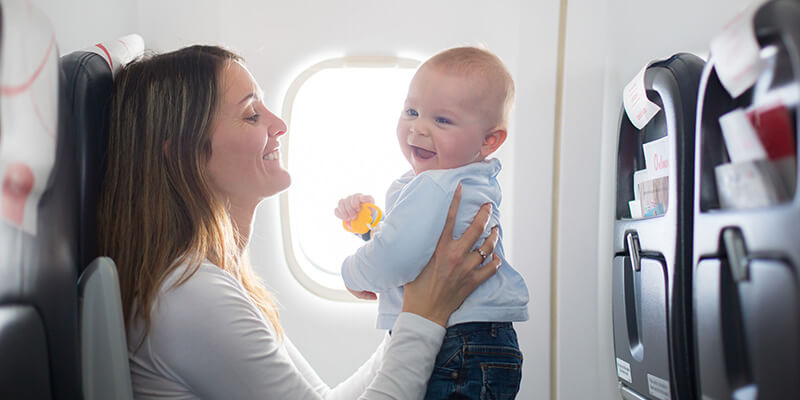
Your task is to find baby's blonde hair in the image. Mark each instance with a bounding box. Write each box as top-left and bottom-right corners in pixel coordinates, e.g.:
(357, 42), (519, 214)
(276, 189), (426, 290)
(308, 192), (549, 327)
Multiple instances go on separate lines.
(421, 46), (515, 130)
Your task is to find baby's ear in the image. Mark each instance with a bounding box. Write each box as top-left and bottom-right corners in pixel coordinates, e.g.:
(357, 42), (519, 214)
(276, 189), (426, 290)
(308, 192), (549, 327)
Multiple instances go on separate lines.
(480, 129), (507, 157)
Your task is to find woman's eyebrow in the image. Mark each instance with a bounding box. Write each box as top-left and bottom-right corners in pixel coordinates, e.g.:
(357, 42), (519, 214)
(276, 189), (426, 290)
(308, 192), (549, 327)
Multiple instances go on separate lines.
(238, 89), (264, 105)
(238, 93), (257, 105)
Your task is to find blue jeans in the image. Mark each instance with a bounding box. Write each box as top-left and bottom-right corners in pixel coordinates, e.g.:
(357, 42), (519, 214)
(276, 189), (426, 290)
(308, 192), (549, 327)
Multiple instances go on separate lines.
(423, 322), (523, 400)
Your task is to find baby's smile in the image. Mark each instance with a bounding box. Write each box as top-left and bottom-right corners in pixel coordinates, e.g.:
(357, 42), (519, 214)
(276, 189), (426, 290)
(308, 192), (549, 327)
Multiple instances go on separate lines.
(411, 145), (436, 160)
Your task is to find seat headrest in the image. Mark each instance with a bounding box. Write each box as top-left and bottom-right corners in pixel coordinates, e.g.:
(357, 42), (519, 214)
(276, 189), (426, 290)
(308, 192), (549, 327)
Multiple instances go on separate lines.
(60, 33), (144, 269)
(86, 34), (145, 76)
(0, 0), (60, 235)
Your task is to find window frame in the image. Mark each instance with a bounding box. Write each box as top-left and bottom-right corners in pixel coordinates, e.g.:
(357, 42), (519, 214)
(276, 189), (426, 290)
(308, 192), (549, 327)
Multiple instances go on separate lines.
(279, 56), (420, 301)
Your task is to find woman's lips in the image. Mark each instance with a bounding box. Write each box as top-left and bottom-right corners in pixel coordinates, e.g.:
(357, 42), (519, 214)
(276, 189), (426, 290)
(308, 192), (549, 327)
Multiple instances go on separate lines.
(263, 147), (280, 160)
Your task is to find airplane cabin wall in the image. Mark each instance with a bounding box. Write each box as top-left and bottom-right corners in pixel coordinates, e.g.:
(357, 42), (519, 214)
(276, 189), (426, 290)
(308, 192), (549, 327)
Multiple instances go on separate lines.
(31, 0), (137, 54)
(514, 2), (561, 399)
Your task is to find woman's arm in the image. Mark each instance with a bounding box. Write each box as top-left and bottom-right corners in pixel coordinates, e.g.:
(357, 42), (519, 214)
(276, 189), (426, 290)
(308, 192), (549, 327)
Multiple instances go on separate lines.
(358, 313), (446, 399)
(284, 313), (444, 400)
(140, 266), (443, 400)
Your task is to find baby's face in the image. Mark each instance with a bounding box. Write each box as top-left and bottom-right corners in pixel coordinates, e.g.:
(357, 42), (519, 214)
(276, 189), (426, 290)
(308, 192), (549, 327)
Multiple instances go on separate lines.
(396, 66), (497, 175)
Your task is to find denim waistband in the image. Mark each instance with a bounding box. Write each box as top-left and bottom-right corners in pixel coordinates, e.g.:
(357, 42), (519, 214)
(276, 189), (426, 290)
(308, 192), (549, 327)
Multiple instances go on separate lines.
(444, 321), (513, 337)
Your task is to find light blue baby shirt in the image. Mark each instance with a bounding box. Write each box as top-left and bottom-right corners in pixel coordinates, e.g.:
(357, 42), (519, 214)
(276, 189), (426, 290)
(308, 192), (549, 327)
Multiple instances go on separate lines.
(342, 158), (529, 330)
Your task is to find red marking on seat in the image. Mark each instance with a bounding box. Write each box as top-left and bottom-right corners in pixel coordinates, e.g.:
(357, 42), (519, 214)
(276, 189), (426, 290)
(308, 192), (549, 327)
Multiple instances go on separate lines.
(96, 43), (113, 69)
(32, 94), (55, 139)
(1, 33), (56, 96)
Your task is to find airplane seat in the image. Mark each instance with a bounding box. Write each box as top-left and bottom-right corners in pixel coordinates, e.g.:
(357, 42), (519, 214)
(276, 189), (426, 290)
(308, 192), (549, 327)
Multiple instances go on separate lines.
(0, 0), (81, 398)
(61, 34), (144, 400)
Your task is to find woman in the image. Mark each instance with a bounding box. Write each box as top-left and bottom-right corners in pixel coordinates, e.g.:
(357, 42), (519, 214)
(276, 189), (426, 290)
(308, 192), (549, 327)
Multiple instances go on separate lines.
(98, 45), (501, 399)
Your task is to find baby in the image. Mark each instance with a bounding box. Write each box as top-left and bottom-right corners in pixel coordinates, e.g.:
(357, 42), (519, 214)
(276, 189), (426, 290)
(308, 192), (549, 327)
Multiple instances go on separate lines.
(335, 46), (529, 399)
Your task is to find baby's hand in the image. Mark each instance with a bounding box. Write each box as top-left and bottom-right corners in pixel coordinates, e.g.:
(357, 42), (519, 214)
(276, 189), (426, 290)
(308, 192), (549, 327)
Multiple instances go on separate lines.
(346, 285), (377, 301)
(334, 193), (375, 222)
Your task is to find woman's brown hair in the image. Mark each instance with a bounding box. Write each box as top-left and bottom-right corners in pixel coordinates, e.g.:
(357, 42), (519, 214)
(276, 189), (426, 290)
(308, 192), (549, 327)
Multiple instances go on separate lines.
(98, 45), (282, 338)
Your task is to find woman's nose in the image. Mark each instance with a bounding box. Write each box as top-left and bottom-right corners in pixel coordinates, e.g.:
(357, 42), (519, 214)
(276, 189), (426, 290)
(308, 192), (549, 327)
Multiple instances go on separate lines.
(269, 120), (287, 138)
(266, 110), (288, 137)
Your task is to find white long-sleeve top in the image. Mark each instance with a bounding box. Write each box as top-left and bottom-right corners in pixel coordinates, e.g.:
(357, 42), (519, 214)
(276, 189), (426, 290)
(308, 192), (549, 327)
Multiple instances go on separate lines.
(126, 261), (445, 399)
(341, 159), (529, 330)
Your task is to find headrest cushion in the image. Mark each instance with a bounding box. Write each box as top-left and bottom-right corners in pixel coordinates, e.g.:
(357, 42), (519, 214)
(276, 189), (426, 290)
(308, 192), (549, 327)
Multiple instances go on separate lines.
(87, 34), (145, 76)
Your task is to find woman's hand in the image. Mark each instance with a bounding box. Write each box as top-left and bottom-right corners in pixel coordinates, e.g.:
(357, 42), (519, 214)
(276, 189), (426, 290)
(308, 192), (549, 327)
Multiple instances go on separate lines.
(401, 183), (501, 327)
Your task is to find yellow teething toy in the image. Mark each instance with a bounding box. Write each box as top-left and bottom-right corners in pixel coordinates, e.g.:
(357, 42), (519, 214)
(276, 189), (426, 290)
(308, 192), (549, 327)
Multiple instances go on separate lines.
(343, 203), (383, 235)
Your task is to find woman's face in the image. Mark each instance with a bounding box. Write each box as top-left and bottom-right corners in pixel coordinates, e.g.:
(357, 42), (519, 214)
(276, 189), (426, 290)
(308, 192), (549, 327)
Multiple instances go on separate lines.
(206, 61), (289, 209)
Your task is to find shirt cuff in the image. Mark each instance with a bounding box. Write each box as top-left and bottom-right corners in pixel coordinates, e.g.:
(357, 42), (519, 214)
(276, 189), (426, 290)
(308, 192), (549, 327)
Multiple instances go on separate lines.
(393, 312), (446, 340)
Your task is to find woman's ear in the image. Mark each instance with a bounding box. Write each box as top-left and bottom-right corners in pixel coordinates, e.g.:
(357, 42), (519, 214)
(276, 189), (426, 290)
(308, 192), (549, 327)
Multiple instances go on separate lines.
(480, 129), (507, 157)
(163, 139), (170, 158)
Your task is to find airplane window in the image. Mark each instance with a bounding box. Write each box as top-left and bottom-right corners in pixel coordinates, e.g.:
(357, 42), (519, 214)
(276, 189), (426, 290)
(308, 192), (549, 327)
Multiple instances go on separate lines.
(280, 57), (419, 300)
